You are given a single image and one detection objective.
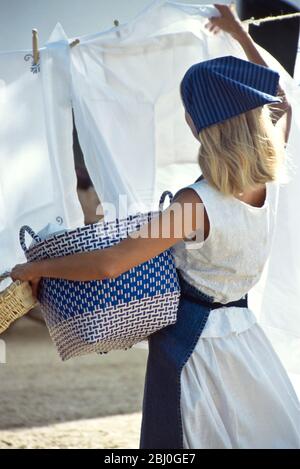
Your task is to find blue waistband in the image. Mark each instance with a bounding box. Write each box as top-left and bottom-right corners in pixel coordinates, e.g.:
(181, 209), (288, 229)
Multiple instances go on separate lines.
(177, 269), (248, 310)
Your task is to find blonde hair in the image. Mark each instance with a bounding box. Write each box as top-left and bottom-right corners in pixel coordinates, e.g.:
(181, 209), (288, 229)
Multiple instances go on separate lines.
(197, 105), (287, 196)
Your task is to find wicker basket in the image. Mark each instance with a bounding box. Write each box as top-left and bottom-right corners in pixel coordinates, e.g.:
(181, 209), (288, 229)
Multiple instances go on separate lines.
(0, 274), (38, 334)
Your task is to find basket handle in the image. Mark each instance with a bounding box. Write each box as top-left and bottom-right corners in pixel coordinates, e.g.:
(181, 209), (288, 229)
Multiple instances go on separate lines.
(19, 226), (42, 253)
(0, 270), (11, 283)
(159, 191), (173, 211)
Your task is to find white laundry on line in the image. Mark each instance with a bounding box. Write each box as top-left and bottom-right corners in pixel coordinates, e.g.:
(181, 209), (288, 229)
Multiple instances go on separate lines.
(66, 0), (300, 373)
(0, 25), (84, 287)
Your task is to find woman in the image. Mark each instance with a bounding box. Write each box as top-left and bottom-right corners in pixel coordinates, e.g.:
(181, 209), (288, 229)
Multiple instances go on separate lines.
(11, 5), (300, 448)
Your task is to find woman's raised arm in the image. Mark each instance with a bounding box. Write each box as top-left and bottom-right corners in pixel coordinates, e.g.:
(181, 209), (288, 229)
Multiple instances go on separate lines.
(207, 4), (292, 145)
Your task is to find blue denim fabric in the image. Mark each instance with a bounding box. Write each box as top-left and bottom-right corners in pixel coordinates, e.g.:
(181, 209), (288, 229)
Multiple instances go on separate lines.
(139, 269), (248, 449)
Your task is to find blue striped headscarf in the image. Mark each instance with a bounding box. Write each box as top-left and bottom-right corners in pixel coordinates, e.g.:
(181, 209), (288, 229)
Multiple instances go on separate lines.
(180, 55), (282, 134)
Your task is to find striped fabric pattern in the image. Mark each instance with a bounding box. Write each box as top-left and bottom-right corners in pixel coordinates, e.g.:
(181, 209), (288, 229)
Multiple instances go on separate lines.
(180, 55), (282, 133)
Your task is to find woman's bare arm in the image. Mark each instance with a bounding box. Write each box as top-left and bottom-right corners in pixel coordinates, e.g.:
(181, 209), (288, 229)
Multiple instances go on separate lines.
(233, 30), (292, 143)
(11, 189), (206, 284)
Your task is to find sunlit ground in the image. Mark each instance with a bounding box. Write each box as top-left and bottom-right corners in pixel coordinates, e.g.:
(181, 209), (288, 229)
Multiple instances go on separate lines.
(0, 314), (147, 449)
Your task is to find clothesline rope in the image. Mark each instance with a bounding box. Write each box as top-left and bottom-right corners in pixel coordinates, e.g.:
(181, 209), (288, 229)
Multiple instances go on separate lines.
(242, 11), (300, 26)
(34, 10), (300, 58)
(68, 11), (300, 49)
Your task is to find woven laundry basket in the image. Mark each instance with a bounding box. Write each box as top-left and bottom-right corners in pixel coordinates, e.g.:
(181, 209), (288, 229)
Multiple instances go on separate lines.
(0, 273), (38, 334)
(19, 191), (181, 360)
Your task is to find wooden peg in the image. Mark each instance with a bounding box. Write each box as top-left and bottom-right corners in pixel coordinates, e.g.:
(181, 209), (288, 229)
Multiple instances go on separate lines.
(70, 38), (80, 48)
(32, 29), (39, 65)
(113, 19), (121, 38)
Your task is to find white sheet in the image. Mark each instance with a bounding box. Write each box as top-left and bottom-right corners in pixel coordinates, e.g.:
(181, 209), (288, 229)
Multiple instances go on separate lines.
(0, 25), (84, 285)
(69, 1), (230, 214)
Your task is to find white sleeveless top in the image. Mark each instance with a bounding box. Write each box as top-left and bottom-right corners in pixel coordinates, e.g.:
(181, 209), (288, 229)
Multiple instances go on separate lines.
(171, 178), (279, 305)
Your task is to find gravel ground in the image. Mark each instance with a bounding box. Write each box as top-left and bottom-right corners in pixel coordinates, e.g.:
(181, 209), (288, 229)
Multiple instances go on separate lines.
(0, 314), (148, 449)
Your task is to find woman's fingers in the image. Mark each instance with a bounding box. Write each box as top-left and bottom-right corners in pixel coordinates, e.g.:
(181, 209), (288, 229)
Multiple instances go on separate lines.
(10, 264), (40, 298)
(213, 26), (221, 35)
(11, 264), (26, 281)
(205, 21), (221, 34)
(11, 262), (40, 282)
(214, 3), (235, 18)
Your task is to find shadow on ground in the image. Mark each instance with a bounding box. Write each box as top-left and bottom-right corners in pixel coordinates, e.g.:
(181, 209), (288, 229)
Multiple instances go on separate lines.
(0, 315), (148, 430)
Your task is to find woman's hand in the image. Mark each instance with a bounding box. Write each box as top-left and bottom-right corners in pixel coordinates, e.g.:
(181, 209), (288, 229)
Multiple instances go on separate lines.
(11, 263), (41, 299)
(205, 3), (247, 39)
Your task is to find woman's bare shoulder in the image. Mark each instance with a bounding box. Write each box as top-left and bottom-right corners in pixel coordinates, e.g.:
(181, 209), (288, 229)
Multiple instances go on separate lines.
(173, 176), (206, 206)
(173, 186), (203, 205)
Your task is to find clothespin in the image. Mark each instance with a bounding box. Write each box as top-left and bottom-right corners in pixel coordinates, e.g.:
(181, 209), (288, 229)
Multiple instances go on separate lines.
(32, 29), (40, 65)
(70, 19), (122, 48)
(114, 19), (121, 38)
(70, 38), (80, 48)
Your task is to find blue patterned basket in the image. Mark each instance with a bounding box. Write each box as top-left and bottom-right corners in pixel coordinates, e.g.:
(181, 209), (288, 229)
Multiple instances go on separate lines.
(19, 192), (180, 360)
